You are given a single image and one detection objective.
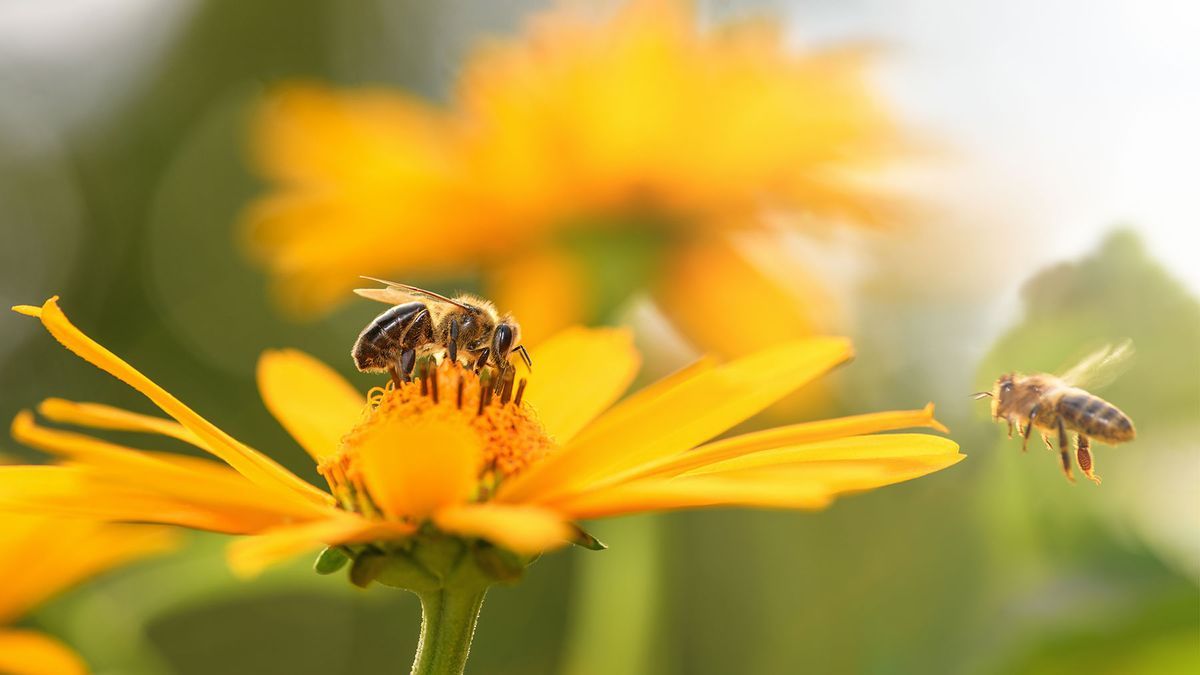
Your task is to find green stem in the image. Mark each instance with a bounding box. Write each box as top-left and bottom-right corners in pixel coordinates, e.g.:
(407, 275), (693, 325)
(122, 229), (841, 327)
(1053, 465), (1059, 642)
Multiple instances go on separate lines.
(410, 586), (489, 675)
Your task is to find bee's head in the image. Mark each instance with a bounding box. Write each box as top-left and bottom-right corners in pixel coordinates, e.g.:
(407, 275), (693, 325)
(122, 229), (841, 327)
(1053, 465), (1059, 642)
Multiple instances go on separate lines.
(973, 373), (1016, 419)
(491, 317), (522, 367)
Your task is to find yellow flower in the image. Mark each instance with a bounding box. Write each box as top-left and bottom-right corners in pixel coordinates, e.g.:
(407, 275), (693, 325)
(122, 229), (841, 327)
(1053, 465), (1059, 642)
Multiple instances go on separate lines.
(242, 0), (897, 351)
(0, 512), (174, 675)
(4, 297), (959, 581)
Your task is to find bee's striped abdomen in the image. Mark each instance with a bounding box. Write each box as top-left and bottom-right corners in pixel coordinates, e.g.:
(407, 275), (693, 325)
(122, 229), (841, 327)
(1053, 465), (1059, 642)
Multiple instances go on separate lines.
(352, 301), (433, 371)
(1057, 393), (1135, 444)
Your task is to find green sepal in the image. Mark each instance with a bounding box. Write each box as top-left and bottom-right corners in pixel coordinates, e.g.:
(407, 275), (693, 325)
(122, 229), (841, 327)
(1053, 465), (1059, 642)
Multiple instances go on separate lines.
(471, 544), (526, 584)
(374, 550), (441, 593)
(349, 551), (387, 588)
(313, 546), (351, 575)
(568, 523), (607, 551)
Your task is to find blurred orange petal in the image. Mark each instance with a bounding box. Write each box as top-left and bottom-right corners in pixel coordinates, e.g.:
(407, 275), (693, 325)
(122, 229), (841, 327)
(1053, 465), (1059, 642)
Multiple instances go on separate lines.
(484, 247), (591, 346)
(0, 630), (87, 675)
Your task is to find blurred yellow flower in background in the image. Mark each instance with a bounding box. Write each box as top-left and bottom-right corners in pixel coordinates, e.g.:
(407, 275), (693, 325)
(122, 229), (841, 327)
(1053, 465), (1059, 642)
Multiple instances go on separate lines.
(243, 0), (899, 354)
(4, 298), (958, 580)
(0, 512), (174, 675)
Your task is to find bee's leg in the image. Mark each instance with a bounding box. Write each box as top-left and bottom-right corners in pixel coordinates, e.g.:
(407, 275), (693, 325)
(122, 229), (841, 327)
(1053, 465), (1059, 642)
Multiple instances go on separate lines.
(448, 319), (459, 364)
(1006, 418), (1014, 439)
(399, 349), (417, 382)
(473, 348), (490, 373)
(387, 366), (402, 389)
(1076, 435), (1101, 485)
(494, 363), (508, 394)
(1057, 417), (1075, 483)
(1022, 404), (1040, 452)
(1040, 433), (1054, 451)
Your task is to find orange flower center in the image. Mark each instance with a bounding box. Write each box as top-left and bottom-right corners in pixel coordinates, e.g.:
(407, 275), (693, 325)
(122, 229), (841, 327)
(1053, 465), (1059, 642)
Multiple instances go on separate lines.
(318, 359), (554, 515)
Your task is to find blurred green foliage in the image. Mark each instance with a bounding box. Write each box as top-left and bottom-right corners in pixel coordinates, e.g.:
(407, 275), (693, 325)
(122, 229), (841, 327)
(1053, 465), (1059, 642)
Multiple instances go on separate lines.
(1, 2), (1196, 674)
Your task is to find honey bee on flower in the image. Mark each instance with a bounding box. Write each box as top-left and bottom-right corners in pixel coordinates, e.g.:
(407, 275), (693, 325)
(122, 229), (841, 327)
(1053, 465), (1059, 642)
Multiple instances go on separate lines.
(2, 296), (962, 673)
(4, 296), (961, 575)
(351, 277), (531, 388)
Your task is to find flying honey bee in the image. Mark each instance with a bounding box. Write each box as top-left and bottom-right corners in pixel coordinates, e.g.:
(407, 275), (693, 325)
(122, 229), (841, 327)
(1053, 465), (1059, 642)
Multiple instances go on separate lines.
(351, 277), (531, 387)
(975, 341), (1136, 484)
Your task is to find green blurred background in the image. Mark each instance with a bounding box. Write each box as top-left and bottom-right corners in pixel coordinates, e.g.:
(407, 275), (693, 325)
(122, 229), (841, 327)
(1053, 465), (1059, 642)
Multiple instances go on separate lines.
(1, 1), (1197, 673)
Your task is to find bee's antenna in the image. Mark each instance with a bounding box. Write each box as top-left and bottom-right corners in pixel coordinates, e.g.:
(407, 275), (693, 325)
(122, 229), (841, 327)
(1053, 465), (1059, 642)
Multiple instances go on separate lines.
(516, 345), (532, 370)
(970, 391), (993, 400)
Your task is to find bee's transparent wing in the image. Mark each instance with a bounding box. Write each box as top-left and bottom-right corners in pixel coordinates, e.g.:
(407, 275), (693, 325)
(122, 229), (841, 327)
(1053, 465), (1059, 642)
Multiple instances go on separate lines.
(354, 277), (470, 310)
(353, 287), (414, 305)
(1057, 340), (1135, 390)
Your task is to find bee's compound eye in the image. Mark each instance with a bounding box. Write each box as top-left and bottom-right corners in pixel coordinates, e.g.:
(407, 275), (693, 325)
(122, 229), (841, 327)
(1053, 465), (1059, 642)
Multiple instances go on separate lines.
(1001, 381), (1013, 393)
(493, 324), (515, 356)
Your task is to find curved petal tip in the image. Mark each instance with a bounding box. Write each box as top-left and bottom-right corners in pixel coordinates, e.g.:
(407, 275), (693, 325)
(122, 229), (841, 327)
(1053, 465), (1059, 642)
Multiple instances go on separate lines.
(924, 402), (950, 434)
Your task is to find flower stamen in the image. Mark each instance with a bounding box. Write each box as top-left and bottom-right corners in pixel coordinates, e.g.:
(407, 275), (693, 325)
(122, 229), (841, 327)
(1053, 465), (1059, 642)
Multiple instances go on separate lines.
(320, 360), (555, 519)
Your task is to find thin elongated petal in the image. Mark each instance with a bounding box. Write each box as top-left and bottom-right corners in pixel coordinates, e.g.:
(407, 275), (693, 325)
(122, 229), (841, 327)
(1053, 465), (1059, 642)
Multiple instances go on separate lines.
(684, 433), (961, 475)
(227, 516), (414, 578)
(551, 476), (832, 520)
(500, 337), (852, 503)
(0, 630), (87, 675)
(434, 503), (571, 555)
(257, 349), (365, 462)
(38, 398), (199, 444)
(523, 327), (640, 443)
(551, 449), (963, 520)
(13, 298), (331, 508)
(702, 455), (966, 488)
(625, 405), (949, 481)
(10, 412), (329, 521)
(358, 418), (482, 519)
(0, 466), (304, 534)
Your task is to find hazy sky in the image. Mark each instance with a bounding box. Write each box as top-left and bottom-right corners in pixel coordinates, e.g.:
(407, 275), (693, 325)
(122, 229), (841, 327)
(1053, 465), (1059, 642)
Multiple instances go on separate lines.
(787, 0), (1200, 294)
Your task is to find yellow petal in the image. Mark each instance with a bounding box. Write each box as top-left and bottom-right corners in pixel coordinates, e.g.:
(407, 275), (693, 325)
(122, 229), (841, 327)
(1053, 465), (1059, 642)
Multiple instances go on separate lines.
(0, 630), (87, 675)
(523, 326), (640, 444)
(620, 403), (950, 481)
(434, 503), (571, 555)
(684, 433), (962, 476)
(257, 349), (364, 462)
(501, 337), (852, 503)
(227, 516), (414, 578)
(358, 417), (482, 519)
(14, 298), (331, 509)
